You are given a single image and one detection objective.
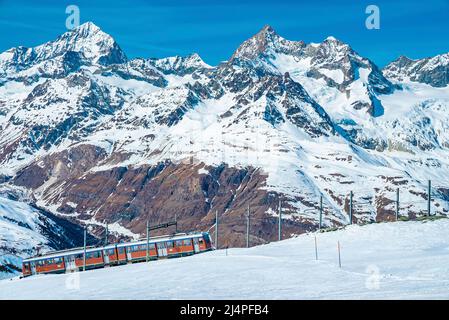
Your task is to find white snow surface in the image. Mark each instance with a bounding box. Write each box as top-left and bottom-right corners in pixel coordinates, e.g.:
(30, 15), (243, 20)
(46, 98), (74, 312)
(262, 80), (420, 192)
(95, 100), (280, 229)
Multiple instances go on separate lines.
(1, 218), (449, 299)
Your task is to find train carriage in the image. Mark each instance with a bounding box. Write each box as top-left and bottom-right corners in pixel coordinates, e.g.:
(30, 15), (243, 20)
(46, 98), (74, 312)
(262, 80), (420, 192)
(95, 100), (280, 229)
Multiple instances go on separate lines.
(22, 232), (212, 277)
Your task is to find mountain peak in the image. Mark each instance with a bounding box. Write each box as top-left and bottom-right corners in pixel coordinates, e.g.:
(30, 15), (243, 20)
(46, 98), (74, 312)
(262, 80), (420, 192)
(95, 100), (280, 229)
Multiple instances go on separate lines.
(258, 24), (277, 37)
(231, 25), (304, 61)
(71, 21), (102, 37)
(321, 35), (349, 49)
(54, 21), (127, 65)
(325, 36), (337, 41)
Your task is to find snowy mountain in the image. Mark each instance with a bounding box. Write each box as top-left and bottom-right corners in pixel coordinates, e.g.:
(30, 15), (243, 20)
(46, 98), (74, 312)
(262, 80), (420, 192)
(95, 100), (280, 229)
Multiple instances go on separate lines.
(0, 22), (448, 251)
(0, 22), (126, 79)
(383, 53), (449, 87)
(2, 218), (449, 299)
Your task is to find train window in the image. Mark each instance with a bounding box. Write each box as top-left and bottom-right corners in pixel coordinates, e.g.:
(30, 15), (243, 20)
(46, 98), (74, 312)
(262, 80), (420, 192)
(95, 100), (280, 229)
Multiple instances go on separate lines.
(105, 249), (114, 255)
(87, 252), (100, 258)
(183, 239), (191, 245)
(166, 241), (174, 248)
(176, 240), (183, 246)
(118, 247), (125, 253)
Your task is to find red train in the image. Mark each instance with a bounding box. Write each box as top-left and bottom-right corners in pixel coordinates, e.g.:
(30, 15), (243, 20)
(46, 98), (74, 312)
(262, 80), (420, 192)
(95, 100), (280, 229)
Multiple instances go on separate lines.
(22, 232), (212, 277)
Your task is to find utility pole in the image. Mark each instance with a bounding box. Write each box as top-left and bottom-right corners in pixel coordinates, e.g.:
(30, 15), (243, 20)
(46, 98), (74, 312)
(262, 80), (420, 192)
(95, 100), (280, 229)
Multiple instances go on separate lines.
(146, 221), (149, 262)
(278, 200), (282, 241)
(396, 188), (399, 221)
(427, 180), (431, 217)
(104, 223), (108, 246)
(349, 191), (353, 225)
(319, 195), (323, 229)
(83, 226), (87, 272)
(215, 210), (218, 250)
(246, 205), (250, 248)
(314, 235), (318, 260)
(337, 241), (342, 268)
(175, 214), (178, 233)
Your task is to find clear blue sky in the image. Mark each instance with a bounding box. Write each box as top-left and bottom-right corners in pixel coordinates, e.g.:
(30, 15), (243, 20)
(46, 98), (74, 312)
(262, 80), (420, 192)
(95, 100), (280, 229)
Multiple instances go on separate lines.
(0, 0), (448, 67)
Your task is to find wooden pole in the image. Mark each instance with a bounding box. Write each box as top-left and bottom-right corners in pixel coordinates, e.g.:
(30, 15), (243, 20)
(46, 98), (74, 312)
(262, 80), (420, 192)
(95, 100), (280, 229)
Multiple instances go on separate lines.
(319, 195), (323, 229)
(83, 226), (87, 272)
(427, 180), (431, 217)
(349, 191), (353, 225)
(278, 200), (282, 241)
(215, 210), (218, 250)
(104, 223), (108, 246)
(396, 188), (399, 221)
(146, 221), (149, 262)
(246, 205), (250, 248)
(337, 241), (341, 268)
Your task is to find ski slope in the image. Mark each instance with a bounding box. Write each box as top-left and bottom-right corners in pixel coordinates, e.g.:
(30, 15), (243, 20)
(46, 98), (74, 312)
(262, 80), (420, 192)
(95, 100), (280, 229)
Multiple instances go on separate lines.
(1, 218), (449, 299)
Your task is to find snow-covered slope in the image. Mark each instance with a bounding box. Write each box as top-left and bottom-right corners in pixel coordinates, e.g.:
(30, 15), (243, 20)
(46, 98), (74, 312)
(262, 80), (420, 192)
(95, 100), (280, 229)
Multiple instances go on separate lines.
(0, 195), (88, 279)
(0, 22), (448, 247)
(1, 218), (449, 299)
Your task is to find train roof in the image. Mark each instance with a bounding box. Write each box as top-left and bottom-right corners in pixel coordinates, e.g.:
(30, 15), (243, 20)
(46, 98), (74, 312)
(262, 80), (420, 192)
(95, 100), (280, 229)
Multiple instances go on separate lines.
(23, 232), (208, 263)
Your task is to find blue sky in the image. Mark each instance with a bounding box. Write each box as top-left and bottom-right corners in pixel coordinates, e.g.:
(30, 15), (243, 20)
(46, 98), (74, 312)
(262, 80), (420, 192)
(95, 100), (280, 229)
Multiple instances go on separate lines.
(0, 0), (448, 67)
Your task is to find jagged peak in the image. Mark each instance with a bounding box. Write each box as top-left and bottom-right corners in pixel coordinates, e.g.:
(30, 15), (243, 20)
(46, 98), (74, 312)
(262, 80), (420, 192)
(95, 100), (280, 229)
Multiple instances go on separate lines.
(320, 35), (350, 49)
(76, 21), (101, 33)
(2, 21), (127, 68)
(231, 25), (304, 61)
(257, 24), (278, 38)
(147, 52), (210, 75)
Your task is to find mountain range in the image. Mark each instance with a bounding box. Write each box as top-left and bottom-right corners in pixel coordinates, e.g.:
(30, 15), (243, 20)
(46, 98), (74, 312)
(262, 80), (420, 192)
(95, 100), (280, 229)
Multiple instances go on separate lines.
(0, 22), (448, 276)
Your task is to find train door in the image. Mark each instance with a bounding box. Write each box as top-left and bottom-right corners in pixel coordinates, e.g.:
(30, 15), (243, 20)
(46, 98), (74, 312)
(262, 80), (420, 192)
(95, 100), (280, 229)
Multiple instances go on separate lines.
(193, 237), (200, 253)
(104, 250), (110, 264)
(157, 242), (168, 257)
(126, 246), (133, 261)
(65, 255), (77, 272)
(30, 262), (37, 275)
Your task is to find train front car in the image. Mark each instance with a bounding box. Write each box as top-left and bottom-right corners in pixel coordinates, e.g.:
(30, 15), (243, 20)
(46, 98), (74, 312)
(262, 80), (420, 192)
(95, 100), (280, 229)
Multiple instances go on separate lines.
(200, 232), (213, 251)
(21, 261), (32, 277)
(21, 255), (66, 277)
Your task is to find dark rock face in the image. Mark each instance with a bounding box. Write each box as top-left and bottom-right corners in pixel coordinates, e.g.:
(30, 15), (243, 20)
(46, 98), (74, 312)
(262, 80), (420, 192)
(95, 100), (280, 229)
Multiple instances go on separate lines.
(14, 155), (317, 247)
(13, 144), (108, 189)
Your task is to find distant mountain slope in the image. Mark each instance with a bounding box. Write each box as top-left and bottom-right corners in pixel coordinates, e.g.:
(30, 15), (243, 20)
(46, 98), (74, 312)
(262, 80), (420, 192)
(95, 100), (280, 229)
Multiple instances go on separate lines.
(0, 22), (448, 249)
(383, 54), (449, 87)
(0, 194), (89, 279)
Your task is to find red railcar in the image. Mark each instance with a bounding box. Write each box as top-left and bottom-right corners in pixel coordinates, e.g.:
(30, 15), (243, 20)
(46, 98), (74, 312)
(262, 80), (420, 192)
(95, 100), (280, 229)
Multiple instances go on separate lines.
(22, 232), (212, 277)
